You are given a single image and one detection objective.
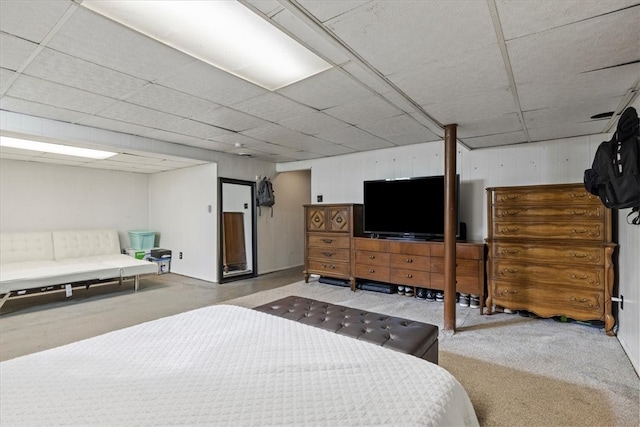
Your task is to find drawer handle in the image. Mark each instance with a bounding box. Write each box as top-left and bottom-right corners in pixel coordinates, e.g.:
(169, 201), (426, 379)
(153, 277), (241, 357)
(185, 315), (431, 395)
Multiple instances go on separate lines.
(500, 268), (518, 275)
(500, 248), (520, 255)
(570, 193), (588, 199)
(406, 273), (413, 278)
(322, 239), (334, 244)
(369, 255), (375, 259)
(497, 210), (519, 217)
(322, 252), (335, 257)
(571, 228), (589, 235)
(569, 296), (597, 308)
(498, 288), (518, 296)
(313, 217), (321, 223)
(321, 264), (336, 269)
(369, 269), (375, 273)
(406, 258), (413, 263)
(499, 227), (520, 234)
(499, 195), (519, 201)
(570, 210), (588, 216)
(336, 217), (343, 223)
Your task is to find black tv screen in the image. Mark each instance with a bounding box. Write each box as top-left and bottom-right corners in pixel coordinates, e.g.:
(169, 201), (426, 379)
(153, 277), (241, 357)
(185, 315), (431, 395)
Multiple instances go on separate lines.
(363, 175), (460, 240)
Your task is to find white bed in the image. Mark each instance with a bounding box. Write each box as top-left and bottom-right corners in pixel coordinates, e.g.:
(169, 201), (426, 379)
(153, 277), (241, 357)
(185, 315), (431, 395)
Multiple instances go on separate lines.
(0, 305), (479, 426)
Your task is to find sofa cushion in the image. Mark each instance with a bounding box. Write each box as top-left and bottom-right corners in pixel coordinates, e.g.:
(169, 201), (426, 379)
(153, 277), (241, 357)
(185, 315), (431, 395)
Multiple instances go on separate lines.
(0, 232), (54, 265)
(52, 229), (121, 260)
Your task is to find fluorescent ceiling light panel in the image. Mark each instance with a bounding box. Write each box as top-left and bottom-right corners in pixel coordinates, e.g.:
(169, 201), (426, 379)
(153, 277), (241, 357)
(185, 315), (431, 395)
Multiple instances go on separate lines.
(81, 0), (332, 90)
(0, 136), (118, 159)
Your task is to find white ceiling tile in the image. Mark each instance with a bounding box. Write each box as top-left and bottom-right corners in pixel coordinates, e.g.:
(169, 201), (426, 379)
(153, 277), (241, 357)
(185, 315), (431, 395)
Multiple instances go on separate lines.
(357, 114), (440, 144)
(231, 93), (315, 122)
(277, 68), (371, 109)
(25, 48), (148, 99)
(0, 96), (89, 123)
(1, 68), (17, 94)
(323, 1), (496, 75)
(125, 84), (221, 119)
(191, 107), (268, 132)
(278, 111), (350, 135)
(528, 121), (606, 142)
(97, 102), (185, 131)
(523, 102), (616, 131)
(170, 119), (233, 140)
(297, 1), (371, 23)
(75, 116), (153, 136)
(242, 123), (307, 145)
(388, 45), (509, 106)
(497, 0), (639, 40)
(457, 113), (523, 139)
(7, 75), (115, 114)
(158, 61), (266, 106)
(508, 8), (640, 84)
(47, 6), (195, 82)
(0, 33), (39, 71)
(424, 89), (517, 126)
(462, 131), (528, 149)
(0, 0), (71, 43)
(324, 95), (400, 125)
(316, 125), (393, 151)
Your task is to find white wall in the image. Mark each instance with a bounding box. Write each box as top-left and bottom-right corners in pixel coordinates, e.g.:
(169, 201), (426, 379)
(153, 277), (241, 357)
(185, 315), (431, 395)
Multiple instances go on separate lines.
(149, 163), (217, 282)
(280, 132), (639, 372)
(257, 170), (311, 275)
(0, 159), (148, 246)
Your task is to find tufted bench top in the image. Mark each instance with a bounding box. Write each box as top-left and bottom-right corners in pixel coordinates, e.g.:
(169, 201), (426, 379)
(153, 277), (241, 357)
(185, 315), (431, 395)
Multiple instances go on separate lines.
(253, 296), (439, 364)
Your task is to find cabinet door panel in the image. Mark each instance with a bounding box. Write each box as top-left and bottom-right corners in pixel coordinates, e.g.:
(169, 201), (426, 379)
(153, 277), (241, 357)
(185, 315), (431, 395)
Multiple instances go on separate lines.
(327, 206), (351, 232)
(307, 208), (327, 231)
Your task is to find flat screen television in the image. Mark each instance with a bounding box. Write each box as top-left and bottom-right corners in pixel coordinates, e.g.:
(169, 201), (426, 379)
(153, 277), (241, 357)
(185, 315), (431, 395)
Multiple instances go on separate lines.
(363, 175), (460, 240)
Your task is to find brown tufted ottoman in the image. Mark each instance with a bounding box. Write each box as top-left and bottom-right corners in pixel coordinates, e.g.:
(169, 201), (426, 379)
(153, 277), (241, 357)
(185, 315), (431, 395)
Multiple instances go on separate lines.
(253, 296), (439, 364)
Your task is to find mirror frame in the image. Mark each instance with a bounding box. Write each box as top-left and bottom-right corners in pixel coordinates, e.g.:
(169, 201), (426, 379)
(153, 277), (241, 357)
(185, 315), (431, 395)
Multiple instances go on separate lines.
(218, 177), (258, 283)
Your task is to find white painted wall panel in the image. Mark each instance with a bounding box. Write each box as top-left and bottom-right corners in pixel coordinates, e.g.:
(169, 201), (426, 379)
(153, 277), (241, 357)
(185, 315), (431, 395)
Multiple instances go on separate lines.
(149, 164), (217, 282)
(0, 159), (148, 247)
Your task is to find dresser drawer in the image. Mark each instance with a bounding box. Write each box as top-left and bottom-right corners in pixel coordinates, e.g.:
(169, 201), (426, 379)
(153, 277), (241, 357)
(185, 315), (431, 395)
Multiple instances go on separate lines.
(308, 234), (351, 249)
(389, 253), (429, 271)
(355, 264), (390, 282)
(490, 280), (604, 319)
(431, 258), (479, 276)
(308, 247), (350, 262)
(389, 268), (430, 286)
(430, 243), (483, 260)
(493, 204), (605, 221)
(307, 259), (350, 277)
(389, 241), (430, 256)
(492, 221), (607, 241)
(354, 238), (389, 252)
(491, 242), (605, 266)
(492, 186), (598, 205)
(355, 250), (390, 266)
(491, 260), (604, 289)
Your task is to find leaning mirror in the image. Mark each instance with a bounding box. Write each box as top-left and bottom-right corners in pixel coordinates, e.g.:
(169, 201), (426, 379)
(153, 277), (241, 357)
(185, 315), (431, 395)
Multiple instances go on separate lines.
(218, 178), (257, 283)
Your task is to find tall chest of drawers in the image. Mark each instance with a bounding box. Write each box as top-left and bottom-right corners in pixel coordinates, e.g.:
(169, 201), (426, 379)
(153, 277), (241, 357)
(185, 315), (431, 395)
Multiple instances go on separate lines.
(485, 183), (616, 334)
(303, 204), (363, 290)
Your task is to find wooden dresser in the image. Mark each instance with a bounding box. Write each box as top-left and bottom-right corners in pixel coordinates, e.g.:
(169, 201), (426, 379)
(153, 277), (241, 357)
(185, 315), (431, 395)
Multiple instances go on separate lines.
(352, 238), (486, 313)
(303, 204), (363, 289)
(485, 183), (616, 334)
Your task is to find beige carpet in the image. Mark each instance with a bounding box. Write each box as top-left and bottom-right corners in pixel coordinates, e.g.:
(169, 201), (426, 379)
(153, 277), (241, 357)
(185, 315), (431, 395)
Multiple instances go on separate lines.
(223, 279), (640, 427)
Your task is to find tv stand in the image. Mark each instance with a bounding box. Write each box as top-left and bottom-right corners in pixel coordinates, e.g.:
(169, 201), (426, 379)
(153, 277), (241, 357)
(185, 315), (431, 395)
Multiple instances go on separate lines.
(352, 237), (487, 313)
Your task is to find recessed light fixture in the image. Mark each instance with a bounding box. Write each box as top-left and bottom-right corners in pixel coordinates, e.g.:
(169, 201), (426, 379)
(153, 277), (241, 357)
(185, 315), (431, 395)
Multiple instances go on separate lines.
(0, 136), (118, 159)
(81, 0), (332, 91)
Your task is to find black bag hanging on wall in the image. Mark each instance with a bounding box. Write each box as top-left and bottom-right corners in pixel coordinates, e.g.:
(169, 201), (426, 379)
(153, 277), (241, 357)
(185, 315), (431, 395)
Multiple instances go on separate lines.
(257, 177), (275, 217)
(584, 107), (640, 224)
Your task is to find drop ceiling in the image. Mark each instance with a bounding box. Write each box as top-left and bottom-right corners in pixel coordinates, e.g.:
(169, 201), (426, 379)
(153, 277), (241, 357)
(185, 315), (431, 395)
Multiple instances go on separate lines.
(1, 0), (639, 173)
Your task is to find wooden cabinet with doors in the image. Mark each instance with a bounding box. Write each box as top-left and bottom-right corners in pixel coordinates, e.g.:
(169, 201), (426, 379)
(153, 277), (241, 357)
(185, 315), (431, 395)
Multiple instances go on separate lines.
(304, 204), (363, 290)
(485, 183), (616, 334)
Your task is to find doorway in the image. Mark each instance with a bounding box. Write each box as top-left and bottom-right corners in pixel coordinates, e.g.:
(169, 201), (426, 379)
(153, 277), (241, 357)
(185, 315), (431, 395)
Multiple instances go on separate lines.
(218, 178), (257, 283)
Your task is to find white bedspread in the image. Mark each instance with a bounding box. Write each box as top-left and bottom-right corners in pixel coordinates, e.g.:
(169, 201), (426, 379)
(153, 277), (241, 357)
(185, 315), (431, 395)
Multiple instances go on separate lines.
(0, 305), (479, 427)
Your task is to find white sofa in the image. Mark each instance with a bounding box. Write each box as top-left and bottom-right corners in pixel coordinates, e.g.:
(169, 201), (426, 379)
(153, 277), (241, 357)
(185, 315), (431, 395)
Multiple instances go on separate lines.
(0, 229), (158, 308)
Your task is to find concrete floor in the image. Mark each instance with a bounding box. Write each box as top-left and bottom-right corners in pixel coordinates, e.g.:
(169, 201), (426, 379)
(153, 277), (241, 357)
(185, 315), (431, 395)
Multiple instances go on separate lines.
(0, 267), (303, 361)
